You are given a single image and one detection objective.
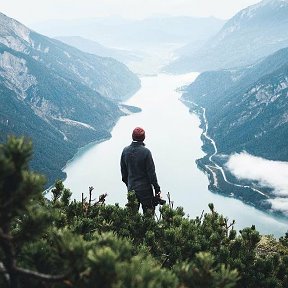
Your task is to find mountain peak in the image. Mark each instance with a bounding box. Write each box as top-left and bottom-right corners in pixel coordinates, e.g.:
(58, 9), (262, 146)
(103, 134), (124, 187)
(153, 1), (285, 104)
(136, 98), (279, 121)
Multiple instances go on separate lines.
(219, 0), (288, 36)
(0, 12), (31, 51)
(165, 0), (288, 72)
(261, 0), (288, 4)
(248, 0), (288, 11)
(0, 12), (140, 187)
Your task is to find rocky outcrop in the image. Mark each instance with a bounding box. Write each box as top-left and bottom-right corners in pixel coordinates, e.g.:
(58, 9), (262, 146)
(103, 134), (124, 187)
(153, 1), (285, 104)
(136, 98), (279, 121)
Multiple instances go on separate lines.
(0, 12), (140, 186)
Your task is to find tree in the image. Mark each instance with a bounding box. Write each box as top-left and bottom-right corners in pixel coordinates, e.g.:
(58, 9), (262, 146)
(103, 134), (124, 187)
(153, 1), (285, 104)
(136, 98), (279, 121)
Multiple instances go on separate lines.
(1, 136), (288, 287)
(0, 136), (68, 287)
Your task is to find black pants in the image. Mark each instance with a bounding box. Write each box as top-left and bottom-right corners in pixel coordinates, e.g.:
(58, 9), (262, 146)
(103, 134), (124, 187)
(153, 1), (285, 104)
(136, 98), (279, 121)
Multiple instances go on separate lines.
(138, 198), (155, 214)
(135, 188), (155, 215)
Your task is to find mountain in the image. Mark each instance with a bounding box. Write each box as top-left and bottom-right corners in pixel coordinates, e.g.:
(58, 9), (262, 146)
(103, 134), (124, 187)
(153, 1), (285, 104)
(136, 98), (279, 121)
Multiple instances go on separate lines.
(0, 12), (140, 186)
(166, 0), (288, 73)
(33, 16), (225, 75)
(32, 16), (225, 50)
(183, 46), (288, 161)
(55, 36), (142, 67)
(181, 47), (288, 213)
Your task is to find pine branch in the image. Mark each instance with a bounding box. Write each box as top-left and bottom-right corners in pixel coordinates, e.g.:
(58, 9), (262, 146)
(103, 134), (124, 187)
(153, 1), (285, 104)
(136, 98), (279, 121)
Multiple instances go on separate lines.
(0, 226), (70, 286)
(167, 192), (171, 208)
(0, 229), (12, 241)
(88, 186), (94, 208)
(199, 210), (204, 222)
(161, 254), (169, 267)
(0, 261), (10, 284)
(14, 266), (69, 282)
(1, 192), (20, 211)
(0, 224), (19, 287)
(95, 193), (107, 206)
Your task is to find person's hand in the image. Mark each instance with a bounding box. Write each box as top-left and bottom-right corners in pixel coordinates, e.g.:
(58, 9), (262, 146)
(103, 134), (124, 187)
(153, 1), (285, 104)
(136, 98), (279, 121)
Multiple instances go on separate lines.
(155, 191), (166, 205)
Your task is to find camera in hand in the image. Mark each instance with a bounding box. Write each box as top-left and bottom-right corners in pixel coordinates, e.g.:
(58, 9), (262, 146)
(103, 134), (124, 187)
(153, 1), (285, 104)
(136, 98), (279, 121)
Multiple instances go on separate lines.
(153, 194), (166, 206)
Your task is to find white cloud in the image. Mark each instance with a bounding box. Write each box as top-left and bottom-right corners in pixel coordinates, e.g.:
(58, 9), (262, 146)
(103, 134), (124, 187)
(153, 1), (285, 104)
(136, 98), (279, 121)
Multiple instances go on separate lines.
(268, 198), (288, 216)
(226, 152), (288, 214)
(226, 152), (288, 196)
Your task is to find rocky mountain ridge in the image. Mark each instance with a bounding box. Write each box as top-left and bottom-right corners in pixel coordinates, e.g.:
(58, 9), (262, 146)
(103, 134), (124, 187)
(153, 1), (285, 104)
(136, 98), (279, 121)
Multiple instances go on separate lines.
(166, 0), (288, 73)
(181, 46), (288, 215)
(183, 47), (288, 161)
(55, 36), (142, 67)
(0, 12), (140, 185)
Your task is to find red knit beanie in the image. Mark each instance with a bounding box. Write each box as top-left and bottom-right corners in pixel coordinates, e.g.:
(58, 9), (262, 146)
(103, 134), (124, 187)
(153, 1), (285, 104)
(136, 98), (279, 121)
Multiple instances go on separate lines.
(132, 127), (145, 141)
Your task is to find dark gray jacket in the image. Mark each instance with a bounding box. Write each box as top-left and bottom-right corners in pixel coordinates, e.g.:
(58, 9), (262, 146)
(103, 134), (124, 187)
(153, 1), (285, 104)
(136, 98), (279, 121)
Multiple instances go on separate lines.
(120, 141), (160, 193)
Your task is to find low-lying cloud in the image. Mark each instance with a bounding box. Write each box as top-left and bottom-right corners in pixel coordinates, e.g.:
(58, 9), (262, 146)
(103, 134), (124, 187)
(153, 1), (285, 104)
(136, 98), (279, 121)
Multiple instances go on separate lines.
(226, 152), (288, 215)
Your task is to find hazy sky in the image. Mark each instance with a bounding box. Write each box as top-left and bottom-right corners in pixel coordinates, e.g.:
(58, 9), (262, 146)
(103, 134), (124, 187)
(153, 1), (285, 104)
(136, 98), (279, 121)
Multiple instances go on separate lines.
(1, 0), (262, 25)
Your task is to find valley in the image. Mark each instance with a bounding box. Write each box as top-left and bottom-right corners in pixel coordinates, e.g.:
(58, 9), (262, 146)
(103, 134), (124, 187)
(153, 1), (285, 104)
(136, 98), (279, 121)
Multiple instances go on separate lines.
(1, 0), (288, 231)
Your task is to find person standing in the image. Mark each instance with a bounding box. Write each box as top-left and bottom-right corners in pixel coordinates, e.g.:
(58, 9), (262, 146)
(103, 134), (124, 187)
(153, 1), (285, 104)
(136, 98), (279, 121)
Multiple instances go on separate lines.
(120, 127), (162, 214)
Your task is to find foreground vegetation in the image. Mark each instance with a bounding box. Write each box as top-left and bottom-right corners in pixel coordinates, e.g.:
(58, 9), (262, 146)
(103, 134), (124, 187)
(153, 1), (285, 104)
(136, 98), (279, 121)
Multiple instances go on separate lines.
(1, 137), (288, 287)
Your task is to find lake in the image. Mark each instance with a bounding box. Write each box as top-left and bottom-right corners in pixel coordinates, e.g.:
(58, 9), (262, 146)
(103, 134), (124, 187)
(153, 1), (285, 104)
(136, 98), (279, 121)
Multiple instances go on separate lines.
(64, 73), (288, 237)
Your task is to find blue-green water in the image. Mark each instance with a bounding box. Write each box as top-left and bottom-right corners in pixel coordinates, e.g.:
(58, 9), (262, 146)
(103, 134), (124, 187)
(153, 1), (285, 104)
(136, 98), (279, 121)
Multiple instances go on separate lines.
(64, 73), (288, 237)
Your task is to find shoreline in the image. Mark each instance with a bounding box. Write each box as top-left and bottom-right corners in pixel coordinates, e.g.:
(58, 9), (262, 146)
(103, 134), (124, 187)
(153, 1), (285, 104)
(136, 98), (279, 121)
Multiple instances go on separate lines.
(61, 136), (111, 172)
(181, 98), (288, 221)
(57, 104), (142, 187)
(44, 135), (111, 196)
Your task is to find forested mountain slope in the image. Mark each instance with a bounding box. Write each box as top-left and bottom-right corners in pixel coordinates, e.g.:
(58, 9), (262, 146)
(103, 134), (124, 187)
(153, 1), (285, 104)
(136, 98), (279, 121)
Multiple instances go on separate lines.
(0, 12), (140, 185)
(183, 47), (288, 161)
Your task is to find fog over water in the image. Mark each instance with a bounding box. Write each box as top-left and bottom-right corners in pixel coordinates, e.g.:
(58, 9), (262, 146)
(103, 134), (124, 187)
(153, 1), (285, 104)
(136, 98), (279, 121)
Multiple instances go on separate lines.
(64, 73), (288, 237)
(226, 152), (288, 216)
